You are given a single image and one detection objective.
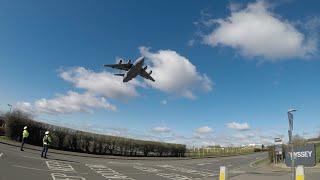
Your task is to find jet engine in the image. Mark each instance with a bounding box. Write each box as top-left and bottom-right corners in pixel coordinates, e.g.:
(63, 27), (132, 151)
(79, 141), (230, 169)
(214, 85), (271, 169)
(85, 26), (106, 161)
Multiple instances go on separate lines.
(118, 60), (123, 64)
(149, 70), (152, 75)
(143, 66), (147, 70)
(128, 60), (132, 64)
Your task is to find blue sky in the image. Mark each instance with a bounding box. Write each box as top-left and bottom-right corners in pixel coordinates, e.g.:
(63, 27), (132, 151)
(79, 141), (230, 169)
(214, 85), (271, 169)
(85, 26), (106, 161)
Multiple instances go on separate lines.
(1, 0), (320, 147)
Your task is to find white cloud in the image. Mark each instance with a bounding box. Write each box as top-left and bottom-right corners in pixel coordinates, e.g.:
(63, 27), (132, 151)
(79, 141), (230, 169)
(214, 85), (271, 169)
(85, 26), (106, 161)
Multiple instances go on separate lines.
(59, 67), (141, 101)
(226, 122), (251, 131)
(19, 47), (213, 115)
(139, 47), (213, 99)
(188, 39), (195, 46)
(228, 2), (243, 12)
(195, 126), (214, 134)
(15, 102), (36, 114)
(150, 126), (172, 133)
(203, 1), (317, 60)
(35, 91), (117, 114)
(161, 100), (167, 105)
(232, 133), (255, 139)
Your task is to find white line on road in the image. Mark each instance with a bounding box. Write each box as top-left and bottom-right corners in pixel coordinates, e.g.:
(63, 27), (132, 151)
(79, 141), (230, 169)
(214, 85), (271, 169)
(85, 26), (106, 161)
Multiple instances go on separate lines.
(170, 164), (217, 173)
(21, 155), (46, 160)
(108, 161), (143, 165)
(121, 173), (147, 175)
(11, 165), (89, 174)
(51, 173), (86, 180)
(197, 163), (212, 166)
(21, 155), (78, 164)
(0, 153), (3, 158)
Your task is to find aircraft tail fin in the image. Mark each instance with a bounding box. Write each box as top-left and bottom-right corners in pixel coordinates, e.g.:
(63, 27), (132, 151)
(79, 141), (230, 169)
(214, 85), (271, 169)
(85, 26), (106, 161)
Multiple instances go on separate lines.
(114, 73), (125, 76)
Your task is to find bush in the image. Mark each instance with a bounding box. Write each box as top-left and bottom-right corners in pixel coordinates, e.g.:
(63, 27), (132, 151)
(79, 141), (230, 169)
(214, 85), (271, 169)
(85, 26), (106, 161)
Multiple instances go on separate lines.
(0, 127), (5, 136)
(2, 110), (186, 157)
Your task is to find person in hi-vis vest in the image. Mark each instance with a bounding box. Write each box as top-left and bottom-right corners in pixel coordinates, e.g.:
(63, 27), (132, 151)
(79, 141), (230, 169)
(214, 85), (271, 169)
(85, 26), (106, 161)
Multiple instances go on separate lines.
(41, 131), (52, 158)
(21, 126), (29, 151)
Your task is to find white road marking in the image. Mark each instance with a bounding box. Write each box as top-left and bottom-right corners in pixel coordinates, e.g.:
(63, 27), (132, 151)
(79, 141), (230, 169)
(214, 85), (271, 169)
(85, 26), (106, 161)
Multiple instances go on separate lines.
(0, 153), (3, 158)
(133, 166), (161, 173)
(121, 173), (147, 175)
(157, 173), (193, 180)
(46, 161), (76, 173)
(108, 161), (143, 165)
(51, 173), (86, 180)
(171, 164), (217, 173)
(158, 165), (215, 177)
(197, 163), (212, 166)
(21, 155), (47, 160)
(11, 165), (88, 174)
(86, 164), (135, 180)
(21, 155), (77, 164)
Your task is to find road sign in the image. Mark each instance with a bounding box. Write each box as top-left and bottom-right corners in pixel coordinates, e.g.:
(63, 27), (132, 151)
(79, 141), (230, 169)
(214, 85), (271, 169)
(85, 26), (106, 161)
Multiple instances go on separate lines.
(274, 137), (282, 142)
(288, 112), (293, 131)
(285, 144), (316, 167)
(275, 144), (283, 155)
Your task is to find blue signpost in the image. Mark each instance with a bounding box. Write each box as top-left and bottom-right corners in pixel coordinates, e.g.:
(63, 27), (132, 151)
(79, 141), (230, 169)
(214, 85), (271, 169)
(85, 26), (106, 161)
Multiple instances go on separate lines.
(287, 109), (297, 180)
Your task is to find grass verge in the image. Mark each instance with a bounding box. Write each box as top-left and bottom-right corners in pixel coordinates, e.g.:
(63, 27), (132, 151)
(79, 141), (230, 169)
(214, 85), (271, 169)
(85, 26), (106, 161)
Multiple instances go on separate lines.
(0, 136), (10, 140)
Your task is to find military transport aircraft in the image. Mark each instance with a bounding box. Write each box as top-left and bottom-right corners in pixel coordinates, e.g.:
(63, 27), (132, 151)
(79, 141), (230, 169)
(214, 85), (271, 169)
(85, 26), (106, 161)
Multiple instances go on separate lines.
(104, 56), (155, 83)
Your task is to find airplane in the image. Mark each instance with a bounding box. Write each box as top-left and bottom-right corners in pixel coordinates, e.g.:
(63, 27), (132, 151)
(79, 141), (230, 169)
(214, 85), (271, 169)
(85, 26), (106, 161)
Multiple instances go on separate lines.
(104, 56), (155, 83)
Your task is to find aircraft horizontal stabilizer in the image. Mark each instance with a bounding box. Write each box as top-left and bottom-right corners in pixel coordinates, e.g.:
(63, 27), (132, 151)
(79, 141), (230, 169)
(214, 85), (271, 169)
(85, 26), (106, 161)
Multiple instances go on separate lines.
(114, 73), (125, 76)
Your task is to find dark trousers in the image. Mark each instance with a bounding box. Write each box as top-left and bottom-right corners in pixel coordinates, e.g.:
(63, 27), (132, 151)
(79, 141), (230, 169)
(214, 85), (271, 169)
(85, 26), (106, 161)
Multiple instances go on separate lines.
(41, 145), (49, 158)
(21, 137), (26, 150)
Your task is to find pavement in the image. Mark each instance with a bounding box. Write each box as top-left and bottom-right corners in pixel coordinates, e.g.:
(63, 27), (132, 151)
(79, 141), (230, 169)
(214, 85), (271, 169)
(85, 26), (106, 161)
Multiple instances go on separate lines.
(1, 139), (319, 180)
(229, 155), (320, 180)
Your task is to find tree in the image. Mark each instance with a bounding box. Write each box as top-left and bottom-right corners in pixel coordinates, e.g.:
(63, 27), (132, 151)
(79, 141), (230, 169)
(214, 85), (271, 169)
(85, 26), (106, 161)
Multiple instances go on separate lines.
(105, 136), (118, 155)
(54, 127), (67, 150)
(291, 134), (308, 147)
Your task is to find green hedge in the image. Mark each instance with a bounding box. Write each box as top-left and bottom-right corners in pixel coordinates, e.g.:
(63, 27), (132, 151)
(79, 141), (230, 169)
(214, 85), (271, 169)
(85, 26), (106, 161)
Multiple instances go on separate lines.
(3, 111), (186, 157)
(186, 147), (255, 157)
(0, 127), (4, 136)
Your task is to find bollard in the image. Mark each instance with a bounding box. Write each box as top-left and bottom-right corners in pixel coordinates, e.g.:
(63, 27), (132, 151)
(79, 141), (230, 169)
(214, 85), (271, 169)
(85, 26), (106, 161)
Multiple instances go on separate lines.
(296, 165), (304, 180)
(219, 166), (228, 180)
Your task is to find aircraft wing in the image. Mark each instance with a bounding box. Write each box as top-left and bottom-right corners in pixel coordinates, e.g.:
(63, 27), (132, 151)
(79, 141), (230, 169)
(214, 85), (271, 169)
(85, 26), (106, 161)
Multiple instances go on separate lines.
(139, 69), (155, 82)
(104, 63), (132, 71)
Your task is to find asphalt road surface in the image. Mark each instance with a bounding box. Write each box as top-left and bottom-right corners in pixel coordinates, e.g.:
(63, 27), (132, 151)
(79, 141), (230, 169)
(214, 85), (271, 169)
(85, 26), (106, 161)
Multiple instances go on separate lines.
(0, 143), (267, 180)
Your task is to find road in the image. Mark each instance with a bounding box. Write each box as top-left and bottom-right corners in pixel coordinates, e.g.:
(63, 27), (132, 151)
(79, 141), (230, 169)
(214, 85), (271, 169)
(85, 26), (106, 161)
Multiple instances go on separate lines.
(0, 142), (266, 180)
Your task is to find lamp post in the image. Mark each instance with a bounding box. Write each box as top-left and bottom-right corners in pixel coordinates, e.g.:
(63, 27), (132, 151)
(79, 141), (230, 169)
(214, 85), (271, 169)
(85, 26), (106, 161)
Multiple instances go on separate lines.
(7, 104), (12, 114)
(288, 109), (297, 180)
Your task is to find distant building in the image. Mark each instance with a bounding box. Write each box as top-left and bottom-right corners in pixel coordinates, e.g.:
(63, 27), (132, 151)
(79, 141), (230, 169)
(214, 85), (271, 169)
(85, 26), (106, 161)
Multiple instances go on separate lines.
(248, 143), (263, 149)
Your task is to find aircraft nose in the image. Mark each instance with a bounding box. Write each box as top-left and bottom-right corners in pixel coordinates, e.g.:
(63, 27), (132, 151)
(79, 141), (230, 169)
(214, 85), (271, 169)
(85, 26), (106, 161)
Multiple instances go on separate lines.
(123, 76), (129, 82)
(139, 57), (144, 65)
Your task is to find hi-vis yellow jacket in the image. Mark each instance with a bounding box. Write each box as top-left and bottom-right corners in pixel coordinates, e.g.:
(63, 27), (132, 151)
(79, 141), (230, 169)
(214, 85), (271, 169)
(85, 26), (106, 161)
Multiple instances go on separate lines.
(22, 130), (29, 138)
(43, 135), (52, 145)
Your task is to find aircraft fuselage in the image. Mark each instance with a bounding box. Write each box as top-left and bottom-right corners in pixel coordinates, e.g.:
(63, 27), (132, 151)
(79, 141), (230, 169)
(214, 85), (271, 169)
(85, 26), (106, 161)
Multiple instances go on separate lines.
(123, 56), (145, 82)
